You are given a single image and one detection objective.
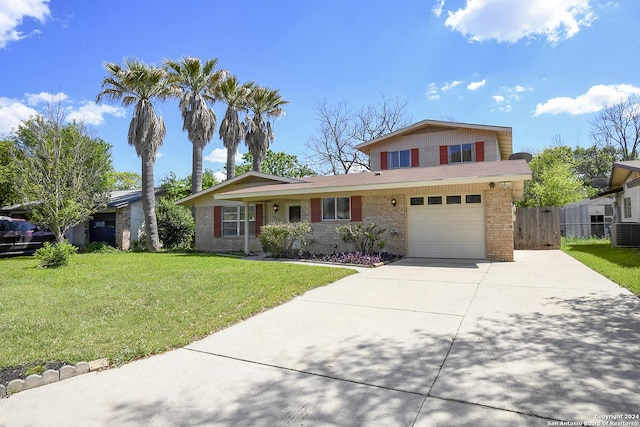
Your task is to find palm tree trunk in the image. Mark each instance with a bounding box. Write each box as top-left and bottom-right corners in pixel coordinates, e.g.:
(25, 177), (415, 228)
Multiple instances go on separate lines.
(141, 153), (161, 251)
(252, 154), (261, 172)
(192, 144), (204, 193)
(226, 146), (236, 179)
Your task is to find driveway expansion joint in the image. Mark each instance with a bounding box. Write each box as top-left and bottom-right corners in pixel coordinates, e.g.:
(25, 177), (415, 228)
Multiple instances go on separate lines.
(182, 347), (425, 397)
(296, 298), (465, 318)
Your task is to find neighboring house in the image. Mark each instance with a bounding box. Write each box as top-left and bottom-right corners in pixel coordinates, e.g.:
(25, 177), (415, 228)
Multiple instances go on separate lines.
(560, 198), (615, 238)
(605, 161), (640, 247)
(177, 119), (532, 261)
(67, 190), (146, 250)
(1, 190), (146, 250)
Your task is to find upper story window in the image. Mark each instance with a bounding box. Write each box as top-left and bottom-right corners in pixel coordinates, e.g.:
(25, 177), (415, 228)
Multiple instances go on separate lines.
(388, 150), (411, 169)
(322, 197), (350, 220)
(380, 148), (419, 170)
(449, 144), (474, 163)
(440, 141), (484, 165)
(222, 205), (256, 237)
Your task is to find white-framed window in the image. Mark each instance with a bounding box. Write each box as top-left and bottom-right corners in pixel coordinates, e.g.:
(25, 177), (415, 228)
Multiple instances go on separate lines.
(388, 150), (411, 169)
(222, 205), (256, 237)
(322, 197), (350, 220)
(624, 197), (632, 218)
(449, 143), (474, 163)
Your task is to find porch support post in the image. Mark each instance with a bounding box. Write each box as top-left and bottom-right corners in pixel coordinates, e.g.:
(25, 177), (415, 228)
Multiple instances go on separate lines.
(244, 200), (250, 255)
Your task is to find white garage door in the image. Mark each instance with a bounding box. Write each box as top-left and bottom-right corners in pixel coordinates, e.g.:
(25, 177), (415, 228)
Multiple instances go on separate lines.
(407, 194), (486, 259)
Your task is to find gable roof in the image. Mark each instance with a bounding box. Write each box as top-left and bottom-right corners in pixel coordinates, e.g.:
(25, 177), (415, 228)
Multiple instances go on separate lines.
(215, 159), (531, 201)
(356, 119), (513, 160)
(609, 160), (640, 190)
(175, 171), (304, 206)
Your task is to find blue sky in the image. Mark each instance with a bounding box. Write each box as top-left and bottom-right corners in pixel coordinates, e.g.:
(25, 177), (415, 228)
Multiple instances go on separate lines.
(1, 0), (638, 182)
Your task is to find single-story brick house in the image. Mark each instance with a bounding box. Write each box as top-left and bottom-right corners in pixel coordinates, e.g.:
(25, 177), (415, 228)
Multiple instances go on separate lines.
(177, 119), (532, 261)
(605, 160), (640, 247)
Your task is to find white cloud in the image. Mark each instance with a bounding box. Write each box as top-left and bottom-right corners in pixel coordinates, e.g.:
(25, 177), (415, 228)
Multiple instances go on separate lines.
(0, 0), (50, 48)
(25, 91), (68, 106)
(66, 102), (125, 125)
(0, 97), (37, 135)
(467, 80), (486, 91)
(432, 0), (446, 17)
(514, 85), (532, 92)
(205, 147), (244, 164)
(444, 0), (595, 45)
(441, 80), (462, 91)
(534, 84), (640, 116)
(0, 94), (126, 135)
(426, 82), (440, 100)
(426, 80), (464, 99)
(491, 95), (511, 112)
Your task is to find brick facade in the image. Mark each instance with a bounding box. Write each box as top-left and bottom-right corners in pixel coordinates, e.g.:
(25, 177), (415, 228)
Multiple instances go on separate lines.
(302, 196), (405, 255)
(194, 206), (262, 253)
(115, 206), (131, 250)
(485, 186), (515, 261)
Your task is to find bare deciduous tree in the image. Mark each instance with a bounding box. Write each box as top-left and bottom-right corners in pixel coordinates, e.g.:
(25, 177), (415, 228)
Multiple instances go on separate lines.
(591, 95), (640, 161)
(305, 95), (411, 175)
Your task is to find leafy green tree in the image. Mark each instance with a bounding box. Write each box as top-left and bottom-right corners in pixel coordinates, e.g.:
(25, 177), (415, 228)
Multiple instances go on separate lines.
(156, 198), (195, 249)
(0, 139), (19, 207)
(165, 57), (225, 193)
(235, 150), (316, 177)
(12, 109), (113, 242)
(218, 76), (253, 180)
(244, 86), (288, 172)
(518, 146), (588, 207)
(109, 171), (142, 190)
(97, 59), (174, 251)
(572, 144), (618, 193)
(160, 170), (219, 202)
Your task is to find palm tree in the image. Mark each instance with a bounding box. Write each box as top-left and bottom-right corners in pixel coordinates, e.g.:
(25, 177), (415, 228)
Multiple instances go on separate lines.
(96, 59), (174, 251)
(244, 86), (288, 172)
(218, 76), (253, 179)
(164, 57), (224, 193)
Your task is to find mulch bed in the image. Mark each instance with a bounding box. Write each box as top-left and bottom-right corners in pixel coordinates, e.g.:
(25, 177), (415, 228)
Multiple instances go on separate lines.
(0, 361), (67, 387)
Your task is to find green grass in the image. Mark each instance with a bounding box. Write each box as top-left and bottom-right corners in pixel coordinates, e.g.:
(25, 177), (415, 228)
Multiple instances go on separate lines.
(0, 252), (355, 368)
(561, 237), (640, 296)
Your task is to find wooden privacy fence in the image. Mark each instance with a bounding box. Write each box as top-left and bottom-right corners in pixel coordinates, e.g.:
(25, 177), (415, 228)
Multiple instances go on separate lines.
(514, 207), (561, 250)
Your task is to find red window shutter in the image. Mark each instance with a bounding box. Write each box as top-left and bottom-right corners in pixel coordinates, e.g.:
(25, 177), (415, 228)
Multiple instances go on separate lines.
(475, 141), (485, 162)
(213, 206), (221, 238)
(380, 151), (388, 170)
(411, 148), (419, 167)
(351, 196), (362, 222)
(439, 145), (449, 165)
(310, 198), (321, 223)
(255, 204), (263, 236)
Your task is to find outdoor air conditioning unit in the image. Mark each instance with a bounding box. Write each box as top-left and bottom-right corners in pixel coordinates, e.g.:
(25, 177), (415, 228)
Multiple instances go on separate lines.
(611, 222), (640, 247)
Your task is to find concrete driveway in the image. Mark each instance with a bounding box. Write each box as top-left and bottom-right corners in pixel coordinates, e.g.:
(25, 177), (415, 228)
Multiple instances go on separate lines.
(2, 250), (640, 426)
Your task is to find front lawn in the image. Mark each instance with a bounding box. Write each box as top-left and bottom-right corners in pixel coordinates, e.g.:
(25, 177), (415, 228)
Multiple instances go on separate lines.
(561, 237), (640, 296)
(0, 252), (355, 370)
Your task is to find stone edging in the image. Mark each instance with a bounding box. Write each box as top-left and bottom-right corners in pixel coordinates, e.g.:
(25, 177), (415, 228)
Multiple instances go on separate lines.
(0, 359), (109, 398)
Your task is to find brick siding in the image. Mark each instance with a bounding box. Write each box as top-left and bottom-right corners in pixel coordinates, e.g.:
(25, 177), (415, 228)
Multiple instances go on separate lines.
(485, 186), (515, 261)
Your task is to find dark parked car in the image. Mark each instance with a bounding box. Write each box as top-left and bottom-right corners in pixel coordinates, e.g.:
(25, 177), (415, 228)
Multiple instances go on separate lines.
(0, 216), (56, 256)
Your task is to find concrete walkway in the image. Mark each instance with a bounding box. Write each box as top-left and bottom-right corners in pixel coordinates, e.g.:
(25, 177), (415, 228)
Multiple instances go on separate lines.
(2, 251), (639, 426)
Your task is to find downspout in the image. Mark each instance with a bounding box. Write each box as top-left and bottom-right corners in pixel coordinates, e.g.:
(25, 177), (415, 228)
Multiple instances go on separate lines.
(244, 200), (250, 255)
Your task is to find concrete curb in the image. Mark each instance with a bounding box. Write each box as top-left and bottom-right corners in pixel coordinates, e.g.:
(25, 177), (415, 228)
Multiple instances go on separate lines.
(1, 359), (109, 398)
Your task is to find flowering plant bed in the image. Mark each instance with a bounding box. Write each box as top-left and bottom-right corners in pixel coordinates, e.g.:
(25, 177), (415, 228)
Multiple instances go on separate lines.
(288, 251), (400, 267)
